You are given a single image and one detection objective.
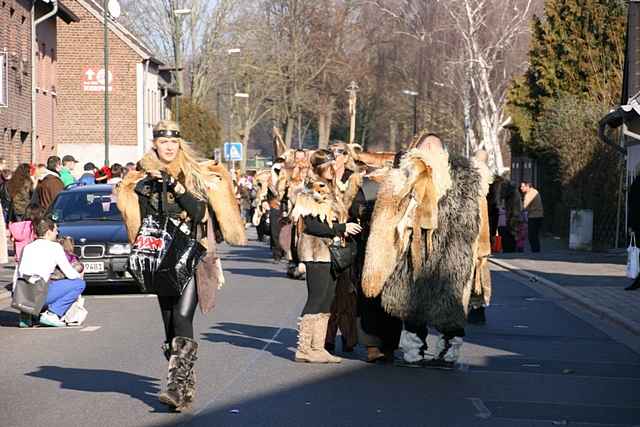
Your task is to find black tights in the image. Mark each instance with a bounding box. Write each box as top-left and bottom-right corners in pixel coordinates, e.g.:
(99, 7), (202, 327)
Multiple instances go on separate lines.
(301, 262), (336, 315)
(158, 279), (198, 342)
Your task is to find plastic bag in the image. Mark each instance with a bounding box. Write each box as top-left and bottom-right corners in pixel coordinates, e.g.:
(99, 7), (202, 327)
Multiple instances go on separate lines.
(62, 296), (88, 326)
(627, 233), (639, 279)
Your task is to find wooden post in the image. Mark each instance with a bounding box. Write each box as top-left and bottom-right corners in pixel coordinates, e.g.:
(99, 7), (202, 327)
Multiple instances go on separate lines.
(346, 81), (359, 145)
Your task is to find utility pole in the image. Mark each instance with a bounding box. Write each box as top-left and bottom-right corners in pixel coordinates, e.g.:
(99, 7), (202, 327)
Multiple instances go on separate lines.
(103, 0), (110, 166)
(173, 6), (190, 124)
(346, 81), (359, 144)
(402, 89), (419, 137)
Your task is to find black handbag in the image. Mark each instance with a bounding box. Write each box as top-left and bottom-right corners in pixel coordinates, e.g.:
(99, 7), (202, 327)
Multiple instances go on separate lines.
(328, 238), (357, 274)
(12, 275), (49, 315)
(128, 173), (206, 296)
(153, 217), (206, 296)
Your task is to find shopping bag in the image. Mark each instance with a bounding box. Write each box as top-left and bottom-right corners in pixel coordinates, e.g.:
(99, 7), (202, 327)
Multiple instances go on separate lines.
(61, 296), (88, 326)
(627, 233), (640, 279)
(128, 214), (172, 293)
(12, 275), (48, 315)
(153, 218), (206, 296)
(491, 234), (503, 253)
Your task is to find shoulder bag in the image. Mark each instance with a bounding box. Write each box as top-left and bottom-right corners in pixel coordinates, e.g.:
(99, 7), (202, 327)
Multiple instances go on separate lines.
(12, 274), (48, 316)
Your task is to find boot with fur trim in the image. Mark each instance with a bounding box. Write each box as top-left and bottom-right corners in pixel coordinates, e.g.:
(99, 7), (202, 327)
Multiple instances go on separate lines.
(294, 315), (326, 363)
(312, 314), (342, 363)
(400, 330), (425, 364)
(159, 337), (198, 411)
(429, 336), (463, 367)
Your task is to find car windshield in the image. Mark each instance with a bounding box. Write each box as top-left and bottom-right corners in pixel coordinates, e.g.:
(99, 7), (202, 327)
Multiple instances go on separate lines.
(50, 191), (122, 222)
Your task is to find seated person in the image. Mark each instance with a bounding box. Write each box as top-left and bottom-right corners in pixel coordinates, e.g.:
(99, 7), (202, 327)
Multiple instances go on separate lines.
(16, 218), (86, 327)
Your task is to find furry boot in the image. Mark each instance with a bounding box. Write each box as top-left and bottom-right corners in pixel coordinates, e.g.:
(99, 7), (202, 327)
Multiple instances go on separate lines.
(312, 314), (342, 363)
(432, 336), (463, 365)
(295, 315), (326, 363)
(400, 330), (425, 364)
(158, 337), (198, 411)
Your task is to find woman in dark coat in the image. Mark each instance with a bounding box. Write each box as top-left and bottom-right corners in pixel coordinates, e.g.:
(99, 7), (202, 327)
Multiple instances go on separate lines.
(627, 172), (640, 291)
(6, 164), (34, 223)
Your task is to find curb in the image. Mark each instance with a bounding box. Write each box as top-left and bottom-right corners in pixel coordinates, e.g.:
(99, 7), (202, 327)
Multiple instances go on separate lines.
(490, 258), (640, 336)
(0, 288), (11, 309)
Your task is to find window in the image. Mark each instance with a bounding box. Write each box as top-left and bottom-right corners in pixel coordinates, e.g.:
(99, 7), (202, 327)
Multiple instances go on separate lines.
(0, 50), (7, 107)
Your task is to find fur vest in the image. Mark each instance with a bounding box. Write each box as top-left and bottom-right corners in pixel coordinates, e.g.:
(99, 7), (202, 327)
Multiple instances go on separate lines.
(114, 151), (246, 246)
(363, 154), (483, 332)
(291, 178), (347, 263)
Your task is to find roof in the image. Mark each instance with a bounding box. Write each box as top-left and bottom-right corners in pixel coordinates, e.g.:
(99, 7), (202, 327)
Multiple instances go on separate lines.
(75, 0), (165, 65)
(38, 0), (80, 23)
(63, 184), (114, 193)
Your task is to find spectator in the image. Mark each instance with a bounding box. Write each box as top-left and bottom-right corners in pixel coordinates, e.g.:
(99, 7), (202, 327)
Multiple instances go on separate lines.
(0, 168), (12, 222)
(107, 163), (124, 185)
(60, 155), (78, 187)
(8, 204), (42, 263)
(78, 162), (97, 185)
(35, 156), (64, 210)
(5, 164), (34, 222)
(16, 218), (85, 327)
(125, 162), (136, 176)
(520, 181), (544, 253)
(95, 165), (112, 183)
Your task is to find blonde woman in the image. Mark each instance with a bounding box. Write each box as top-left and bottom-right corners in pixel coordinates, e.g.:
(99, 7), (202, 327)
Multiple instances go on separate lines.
(115, 120), (245, 411)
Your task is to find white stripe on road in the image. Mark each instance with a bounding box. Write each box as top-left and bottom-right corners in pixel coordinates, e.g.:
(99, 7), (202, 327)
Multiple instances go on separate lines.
(468, 397), (492, 419)
(80, 326), (101, 332)
(85, 295), (157, 300)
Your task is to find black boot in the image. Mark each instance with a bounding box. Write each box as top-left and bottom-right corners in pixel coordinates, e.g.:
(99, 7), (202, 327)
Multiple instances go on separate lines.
(467, 306), (486, 324)
(625, 277), (640, 291)
(158, 337), (198, 411)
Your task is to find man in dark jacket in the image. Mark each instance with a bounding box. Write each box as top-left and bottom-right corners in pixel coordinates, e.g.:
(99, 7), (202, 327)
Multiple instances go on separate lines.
(627, 173), (640, 291)
(35, 156), (64, 210)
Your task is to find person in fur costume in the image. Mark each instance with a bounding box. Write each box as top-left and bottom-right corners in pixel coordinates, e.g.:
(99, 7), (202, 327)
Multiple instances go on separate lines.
(362, 133), (489, 367)
(114, 120), (245, 411)
(290, 149), (362, 364)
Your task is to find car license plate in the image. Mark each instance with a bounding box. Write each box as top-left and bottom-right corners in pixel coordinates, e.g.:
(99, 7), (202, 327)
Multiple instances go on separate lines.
(83, 262), (104, 273)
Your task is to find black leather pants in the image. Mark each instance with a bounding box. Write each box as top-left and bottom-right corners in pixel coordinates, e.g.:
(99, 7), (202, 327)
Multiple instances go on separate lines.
(158, 278), (198, 342)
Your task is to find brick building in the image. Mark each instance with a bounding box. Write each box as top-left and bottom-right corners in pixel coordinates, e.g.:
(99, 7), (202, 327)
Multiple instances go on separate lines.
(56, 0), (176, 167)
(0, 0), (34, 166)
(1, 0), (78, 168)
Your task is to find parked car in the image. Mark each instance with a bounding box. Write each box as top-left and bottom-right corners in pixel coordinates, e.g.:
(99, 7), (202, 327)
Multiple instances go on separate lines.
(48, 184), (134, 285)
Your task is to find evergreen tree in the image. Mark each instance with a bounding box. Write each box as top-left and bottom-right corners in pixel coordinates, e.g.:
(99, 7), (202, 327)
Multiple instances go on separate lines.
(177, 98), (223, 159)
(508, 0), (626, 149)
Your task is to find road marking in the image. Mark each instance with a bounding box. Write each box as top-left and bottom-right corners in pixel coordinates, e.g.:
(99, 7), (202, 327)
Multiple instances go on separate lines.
(85, 295), (157, 300)
(194, 299), (305, 418)
(521, 363), (542, 368)
(80, 326), (101, 332)
(468, 397), (492, 419)
(513, 324), (529, 328)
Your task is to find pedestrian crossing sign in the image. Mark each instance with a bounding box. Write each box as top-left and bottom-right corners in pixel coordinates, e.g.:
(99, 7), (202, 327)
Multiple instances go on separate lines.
(224, 142), (243, 161)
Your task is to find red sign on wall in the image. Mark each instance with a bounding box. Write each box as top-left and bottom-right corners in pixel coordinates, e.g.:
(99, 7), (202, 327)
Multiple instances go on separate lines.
(82, 67), (113, 92)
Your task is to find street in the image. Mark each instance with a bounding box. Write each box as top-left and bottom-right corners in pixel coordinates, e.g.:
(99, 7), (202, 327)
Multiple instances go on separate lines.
(1, 231), (639, 427)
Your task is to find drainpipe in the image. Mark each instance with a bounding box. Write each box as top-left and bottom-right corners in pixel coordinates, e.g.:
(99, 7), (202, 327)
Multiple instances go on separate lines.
(161, 87), (168, 121)
(31, 0), (58, 164)
(142, 59), (149, 152)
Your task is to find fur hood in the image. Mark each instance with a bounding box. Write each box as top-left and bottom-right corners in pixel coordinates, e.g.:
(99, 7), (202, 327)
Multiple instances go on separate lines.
(115, 151), (246, 246)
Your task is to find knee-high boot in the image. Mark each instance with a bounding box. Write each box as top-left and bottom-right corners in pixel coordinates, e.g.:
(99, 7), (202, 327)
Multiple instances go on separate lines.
(159, 336), (198, 411)
(312, 314), (341, 363)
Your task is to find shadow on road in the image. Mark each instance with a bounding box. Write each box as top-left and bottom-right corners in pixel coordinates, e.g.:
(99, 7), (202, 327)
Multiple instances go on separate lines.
(201, 322), (296, 360)
(25, 366), (171, 413)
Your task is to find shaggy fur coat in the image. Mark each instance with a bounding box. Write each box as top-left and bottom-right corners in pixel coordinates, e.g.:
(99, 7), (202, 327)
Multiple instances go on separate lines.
(363, 153), (482, 332)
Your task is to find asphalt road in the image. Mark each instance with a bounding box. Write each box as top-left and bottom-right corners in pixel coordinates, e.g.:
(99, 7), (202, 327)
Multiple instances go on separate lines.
(1, 231), (639, 427)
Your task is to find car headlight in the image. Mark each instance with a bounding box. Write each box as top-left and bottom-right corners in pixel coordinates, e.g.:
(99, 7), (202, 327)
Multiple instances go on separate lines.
(108, 244), (131, 255)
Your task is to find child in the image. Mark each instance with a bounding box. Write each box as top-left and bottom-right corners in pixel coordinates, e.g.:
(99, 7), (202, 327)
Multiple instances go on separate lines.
(50, 236), (84, 280)
(8, 204), (42, 263)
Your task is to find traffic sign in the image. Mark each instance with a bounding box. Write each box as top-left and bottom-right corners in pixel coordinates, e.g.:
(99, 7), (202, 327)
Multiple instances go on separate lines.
(224, 142), (243, 161)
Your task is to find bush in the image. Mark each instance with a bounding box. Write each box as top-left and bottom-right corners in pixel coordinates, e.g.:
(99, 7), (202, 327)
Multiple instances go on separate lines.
(177, 98), (222, 159)
(532, 96), (623, 246)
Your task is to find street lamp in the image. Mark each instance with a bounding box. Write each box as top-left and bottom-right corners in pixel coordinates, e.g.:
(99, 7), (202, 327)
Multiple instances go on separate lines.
(402, 89), (419, 136)
(173, 6), (191, 124)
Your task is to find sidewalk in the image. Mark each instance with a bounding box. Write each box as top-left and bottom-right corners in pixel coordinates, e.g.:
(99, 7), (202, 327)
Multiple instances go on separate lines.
(490, 240), (640, 335)
(0, 262), (15, 308)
